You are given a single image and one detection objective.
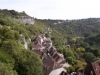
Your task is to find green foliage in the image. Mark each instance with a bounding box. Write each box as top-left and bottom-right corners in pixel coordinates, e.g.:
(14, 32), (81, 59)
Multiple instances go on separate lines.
(0, 50), (14, 65)
(73, 60), (87, 71)
(0, 26), (10, 36)
(70, 37), (76, 44)
(0, 26), (20, 41)
(0, 62), (18, 75)
(63, 48), (75, 58)
(0, 47), (17, 75)
(0, 9), (28, 17)
(1, 9), (100, 75)
(1, 39), (43, 75)
(14, 49), (43, 75)
(0, 16), (44, 75)
(4, 30), (20, 40)
(86, 33), (100, 47)
(45, 33), (50, 38)
(76, 47), (85, 52)
(92, 57), (100, 62)
(66, 66), (75, 73)
(83, 52), (96, 63)
(66, 57), (76, 65)
(63, 48), (77, 65)
(42, 18), (100, 37)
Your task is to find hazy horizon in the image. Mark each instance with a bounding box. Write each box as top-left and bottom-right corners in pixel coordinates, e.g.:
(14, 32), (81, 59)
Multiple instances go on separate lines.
(1, 0), (100, 20)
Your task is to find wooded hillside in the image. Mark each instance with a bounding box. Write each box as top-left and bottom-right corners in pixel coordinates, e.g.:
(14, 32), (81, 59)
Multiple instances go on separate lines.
(0, 9), (100, 74)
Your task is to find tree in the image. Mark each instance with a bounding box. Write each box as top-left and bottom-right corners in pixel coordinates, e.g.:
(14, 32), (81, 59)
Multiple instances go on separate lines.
(0, 62), (18, 75)
(14, 49), (43, 75)
(0, 26), (10, 36)
(1, 39), (43, 75)
(76, 47), (85, 52)
(4, 30), (15, 40)
(4, 30), (20, 40)
(45, 33), (50, 38)
(73, 60), (87, 71)
(65, 66), (75, 73)
(0, 48), (17, 75)
(92, 49), (100, 57)
(66, 57), (76, 65)
(83, 52), (96, 63)
(63, 48), (75, 59)
(92, 57), (100, 62)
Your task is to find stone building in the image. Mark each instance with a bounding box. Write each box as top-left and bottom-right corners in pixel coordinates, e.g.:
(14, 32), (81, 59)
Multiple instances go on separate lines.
(84, 60), (100, 75)
(31, 34), (70, 75)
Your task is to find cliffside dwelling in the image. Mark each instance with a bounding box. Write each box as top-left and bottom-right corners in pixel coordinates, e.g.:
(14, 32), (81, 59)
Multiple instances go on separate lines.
(31, 34), (70, 75)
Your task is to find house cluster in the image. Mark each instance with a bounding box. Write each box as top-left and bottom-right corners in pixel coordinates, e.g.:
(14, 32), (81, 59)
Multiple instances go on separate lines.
(31, 34), (70, 75)
(75, 60), (100, 75)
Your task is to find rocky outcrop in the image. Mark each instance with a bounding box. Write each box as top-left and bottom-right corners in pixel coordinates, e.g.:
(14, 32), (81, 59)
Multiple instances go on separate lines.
(16, 16), (34, 24)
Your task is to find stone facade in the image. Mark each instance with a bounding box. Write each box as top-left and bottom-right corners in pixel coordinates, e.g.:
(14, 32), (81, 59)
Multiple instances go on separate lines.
(31, 34), (70, 75)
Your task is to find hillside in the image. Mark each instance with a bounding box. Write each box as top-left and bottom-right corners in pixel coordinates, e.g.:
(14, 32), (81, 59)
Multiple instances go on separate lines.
(0, 9), (29, 17)
(35, 18), (100, 73)
(0, 9), (45, 75)
(0, 9), (100, 74)
(38, 18), (100, 37)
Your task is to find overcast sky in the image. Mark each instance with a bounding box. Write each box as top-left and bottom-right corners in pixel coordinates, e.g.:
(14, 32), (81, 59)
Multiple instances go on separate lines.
(0, 0), (100, 20)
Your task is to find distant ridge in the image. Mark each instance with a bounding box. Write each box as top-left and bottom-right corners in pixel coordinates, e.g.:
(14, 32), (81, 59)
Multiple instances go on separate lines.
(0, 9), (34, 24)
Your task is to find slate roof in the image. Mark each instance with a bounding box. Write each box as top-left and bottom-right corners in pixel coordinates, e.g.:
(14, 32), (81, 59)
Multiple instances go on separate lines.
(92, 60), (100, 75)
(84, 60), (100, 75)
(32, 45), (42, 50)
(31, 35), (68, 75)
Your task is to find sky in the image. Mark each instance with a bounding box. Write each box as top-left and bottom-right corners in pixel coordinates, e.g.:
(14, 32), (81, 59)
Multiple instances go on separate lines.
(0, 0), (100, 20)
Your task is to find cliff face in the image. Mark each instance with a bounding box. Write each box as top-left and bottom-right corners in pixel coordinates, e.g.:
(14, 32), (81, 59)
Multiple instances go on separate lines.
(17, 16), (34, 24)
